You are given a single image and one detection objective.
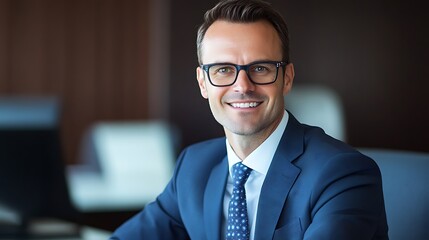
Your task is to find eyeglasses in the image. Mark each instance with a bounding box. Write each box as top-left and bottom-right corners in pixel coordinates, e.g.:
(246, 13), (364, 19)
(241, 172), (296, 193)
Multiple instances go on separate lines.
(200, 61), (287, 87)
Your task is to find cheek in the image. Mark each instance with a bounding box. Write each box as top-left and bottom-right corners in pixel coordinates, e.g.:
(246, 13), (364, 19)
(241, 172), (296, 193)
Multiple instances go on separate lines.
(206, 93), (223, 119)
(207, 88), (220, 103)
(266, 85), (286, 108)
(206, 88), (227, 107)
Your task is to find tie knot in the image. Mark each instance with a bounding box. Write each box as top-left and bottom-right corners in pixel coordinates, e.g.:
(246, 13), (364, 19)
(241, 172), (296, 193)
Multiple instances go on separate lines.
(232, 162), (252, 186)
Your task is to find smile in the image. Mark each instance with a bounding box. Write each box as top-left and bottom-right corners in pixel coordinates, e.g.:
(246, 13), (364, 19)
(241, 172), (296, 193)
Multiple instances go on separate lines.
(229, 102), (260, 108)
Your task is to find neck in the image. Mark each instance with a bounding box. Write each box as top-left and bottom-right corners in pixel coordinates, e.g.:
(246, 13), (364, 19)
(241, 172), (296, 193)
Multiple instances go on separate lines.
(226, 134), (261, 160)
(225, 114), (283, 160)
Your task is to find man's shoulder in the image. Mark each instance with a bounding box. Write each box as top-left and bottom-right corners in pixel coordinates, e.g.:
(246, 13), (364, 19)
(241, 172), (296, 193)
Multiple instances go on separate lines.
(293, 121), (353, 154)
(180, 137), (226, 160)
(186, 137), (226, 150)
(175, 137), (227, 176)
(296, 124), (378, 171)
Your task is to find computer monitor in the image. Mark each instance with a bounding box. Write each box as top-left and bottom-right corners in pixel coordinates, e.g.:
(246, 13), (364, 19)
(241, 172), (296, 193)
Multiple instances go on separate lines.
(0, 97), (75, 235)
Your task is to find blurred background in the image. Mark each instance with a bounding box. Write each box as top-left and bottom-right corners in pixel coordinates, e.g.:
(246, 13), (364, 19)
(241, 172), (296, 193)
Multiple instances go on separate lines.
(1, 0), (428, 234)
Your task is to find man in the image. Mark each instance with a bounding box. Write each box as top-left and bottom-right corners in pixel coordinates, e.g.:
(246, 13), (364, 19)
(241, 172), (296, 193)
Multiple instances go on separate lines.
(111, 0), (389, 239)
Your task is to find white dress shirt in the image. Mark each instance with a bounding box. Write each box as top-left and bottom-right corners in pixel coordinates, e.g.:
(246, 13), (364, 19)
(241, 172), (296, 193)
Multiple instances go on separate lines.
(223, 110), (289, 240)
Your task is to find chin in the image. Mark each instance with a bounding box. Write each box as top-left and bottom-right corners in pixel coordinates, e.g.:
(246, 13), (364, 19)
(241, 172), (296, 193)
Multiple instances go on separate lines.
(227, 123), (263, 136)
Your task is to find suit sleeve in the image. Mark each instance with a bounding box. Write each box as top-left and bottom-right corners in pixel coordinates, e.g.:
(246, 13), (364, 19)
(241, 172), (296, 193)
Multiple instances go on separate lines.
(110, 149), (190, 240)
(304, 152), (388, 240)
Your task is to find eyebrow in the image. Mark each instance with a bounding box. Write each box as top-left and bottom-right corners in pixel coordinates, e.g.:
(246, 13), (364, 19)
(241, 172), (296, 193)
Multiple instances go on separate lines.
(202, 59), (283, 65)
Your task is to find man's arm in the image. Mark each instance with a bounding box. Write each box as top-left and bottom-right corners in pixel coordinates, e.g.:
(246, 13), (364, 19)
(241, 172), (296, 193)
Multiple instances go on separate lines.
(304, 152), (388, 239)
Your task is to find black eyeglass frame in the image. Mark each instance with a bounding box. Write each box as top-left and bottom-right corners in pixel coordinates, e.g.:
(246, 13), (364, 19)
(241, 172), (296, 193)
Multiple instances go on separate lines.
(200, 61), (288, 87)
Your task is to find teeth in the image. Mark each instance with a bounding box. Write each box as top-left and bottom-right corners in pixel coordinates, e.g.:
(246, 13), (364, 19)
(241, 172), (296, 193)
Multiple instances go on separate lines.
(231, 102), (259, 108)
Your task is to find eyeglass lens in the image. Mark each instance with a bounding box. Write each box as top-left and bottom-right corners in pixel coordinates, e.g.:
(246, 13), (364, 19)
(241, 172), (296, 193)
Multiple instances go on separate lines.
(208, 62), (279, 86)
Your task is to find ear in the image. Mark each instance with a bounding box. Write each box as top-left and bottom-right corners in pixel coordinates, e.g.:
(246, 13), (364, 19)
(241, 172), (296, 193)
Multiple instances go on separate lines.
(282, 63), (295, 95)
(196, 67), (208, 99)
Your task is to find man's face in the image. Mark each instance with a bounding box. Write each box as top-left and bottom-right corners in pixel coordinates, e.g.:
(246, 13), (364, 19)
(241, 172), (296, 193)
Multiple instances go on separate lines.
(196, 20), (294, 139)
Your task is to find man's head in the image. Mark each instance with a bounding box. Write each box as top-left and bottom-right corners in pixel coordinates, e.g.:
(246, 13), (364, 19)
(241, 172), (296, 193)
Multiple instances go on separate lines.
(196, 0), (294, 148)
(196, 0), (290, 65)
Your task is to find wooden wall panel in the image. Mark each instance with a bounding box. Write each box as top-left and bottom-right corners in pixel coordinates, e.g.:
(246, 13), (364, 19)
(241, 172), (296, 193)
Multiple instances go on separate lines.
(0, 0), (10, 91)
(0, 0), (150, 164)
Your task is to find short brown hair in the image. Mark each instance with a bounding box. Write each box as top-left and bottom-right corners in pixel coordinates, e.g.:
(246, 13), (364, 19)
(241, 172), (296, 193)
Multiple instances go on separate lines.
(196, 0), (290, 64)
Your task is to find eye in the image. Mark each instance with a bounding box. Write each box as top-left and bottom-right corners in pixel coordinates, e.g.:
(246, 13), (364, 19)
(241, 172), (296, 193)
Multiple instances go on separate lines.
(211, 65), (236, 75)
(253, 66), (268, 73)
(250, 63), (277, 75)
(250, 64), (271, 74)
(218, 67), (230, 73)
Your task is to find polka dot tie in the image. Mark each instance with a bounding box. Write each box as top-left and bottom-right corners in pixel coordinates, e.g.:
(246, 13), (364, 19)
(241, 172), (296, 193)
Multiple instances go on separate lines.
(226, 162), (253, 240)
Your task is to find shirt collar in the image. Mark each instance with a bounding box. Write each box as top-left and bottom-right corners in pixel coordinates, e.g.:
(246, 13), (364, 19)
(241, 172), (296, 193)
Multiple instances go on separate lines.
(226, 110), (289, 176)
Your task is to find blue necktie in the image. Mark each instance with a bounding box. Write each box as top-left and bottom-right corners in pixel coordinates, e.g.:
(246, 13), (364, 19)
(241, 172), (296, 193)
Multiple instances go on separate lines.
(226, 162), (253, 240)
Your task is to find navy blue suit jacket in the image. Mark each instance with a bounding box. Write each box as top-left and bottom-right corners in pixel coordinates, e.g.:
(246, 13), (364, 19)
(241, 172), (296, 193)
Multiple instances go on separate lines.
(111, 114), (389, 239)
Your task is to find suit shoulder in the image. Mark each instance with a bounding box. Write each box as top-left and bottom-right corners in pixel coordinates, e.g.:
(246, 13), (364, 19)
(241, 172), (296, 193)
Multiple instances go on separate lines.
(177, 137), (226, 164)
(298, 126), (377, 168)
(302, 125), (355, 155)
(185, 137), (225, 153)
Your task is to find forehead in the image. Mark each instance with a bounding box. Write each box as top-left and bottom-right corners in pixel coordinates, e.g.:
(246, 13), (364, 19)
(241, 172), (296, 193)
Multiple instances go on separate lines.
(201, 20), (282, 64)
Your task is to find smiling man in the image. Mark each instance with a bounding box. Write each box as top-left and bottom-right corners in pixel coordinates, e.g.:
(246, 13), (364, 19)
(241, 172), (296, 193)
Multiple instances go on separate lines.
(111, 1), (389, 239)
(196, 19), (293, 160)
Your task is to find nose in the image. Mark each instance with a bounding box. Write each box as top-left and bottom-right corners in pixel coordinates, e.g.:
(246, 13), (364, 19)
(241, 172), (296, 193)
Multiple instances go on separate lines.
(233, 70), (255, 93)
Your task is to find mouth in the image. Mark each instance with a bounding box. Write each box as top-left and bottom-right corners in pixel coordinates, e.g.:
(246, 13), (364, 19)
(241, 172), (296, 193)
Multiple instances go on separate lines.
(228, 102), (261, 109)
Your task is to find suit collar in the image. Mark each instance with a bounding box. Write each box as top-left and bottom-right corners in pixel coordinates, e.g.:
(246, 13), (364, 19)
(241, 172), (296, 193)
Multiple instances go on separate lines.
(277, 112), (305, 163)
(254, 113), (304, 239)
(202, 113), (305, 239)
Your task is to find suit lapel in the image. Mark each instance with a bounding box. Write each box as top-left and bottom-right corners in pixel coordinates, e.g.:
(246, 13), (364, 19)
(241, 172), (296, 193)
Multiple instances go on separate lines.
(203, 156), (228, 240)
(254, 113), (304, 239)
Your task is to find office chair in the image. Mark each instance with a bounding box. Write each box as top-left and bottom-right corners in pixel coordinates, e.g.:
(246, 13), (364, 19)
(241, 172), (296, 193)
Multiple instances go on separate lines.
(285, 84), (346, 141)
(360, 148), (429, 240)
(67, 121), (177, 212)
